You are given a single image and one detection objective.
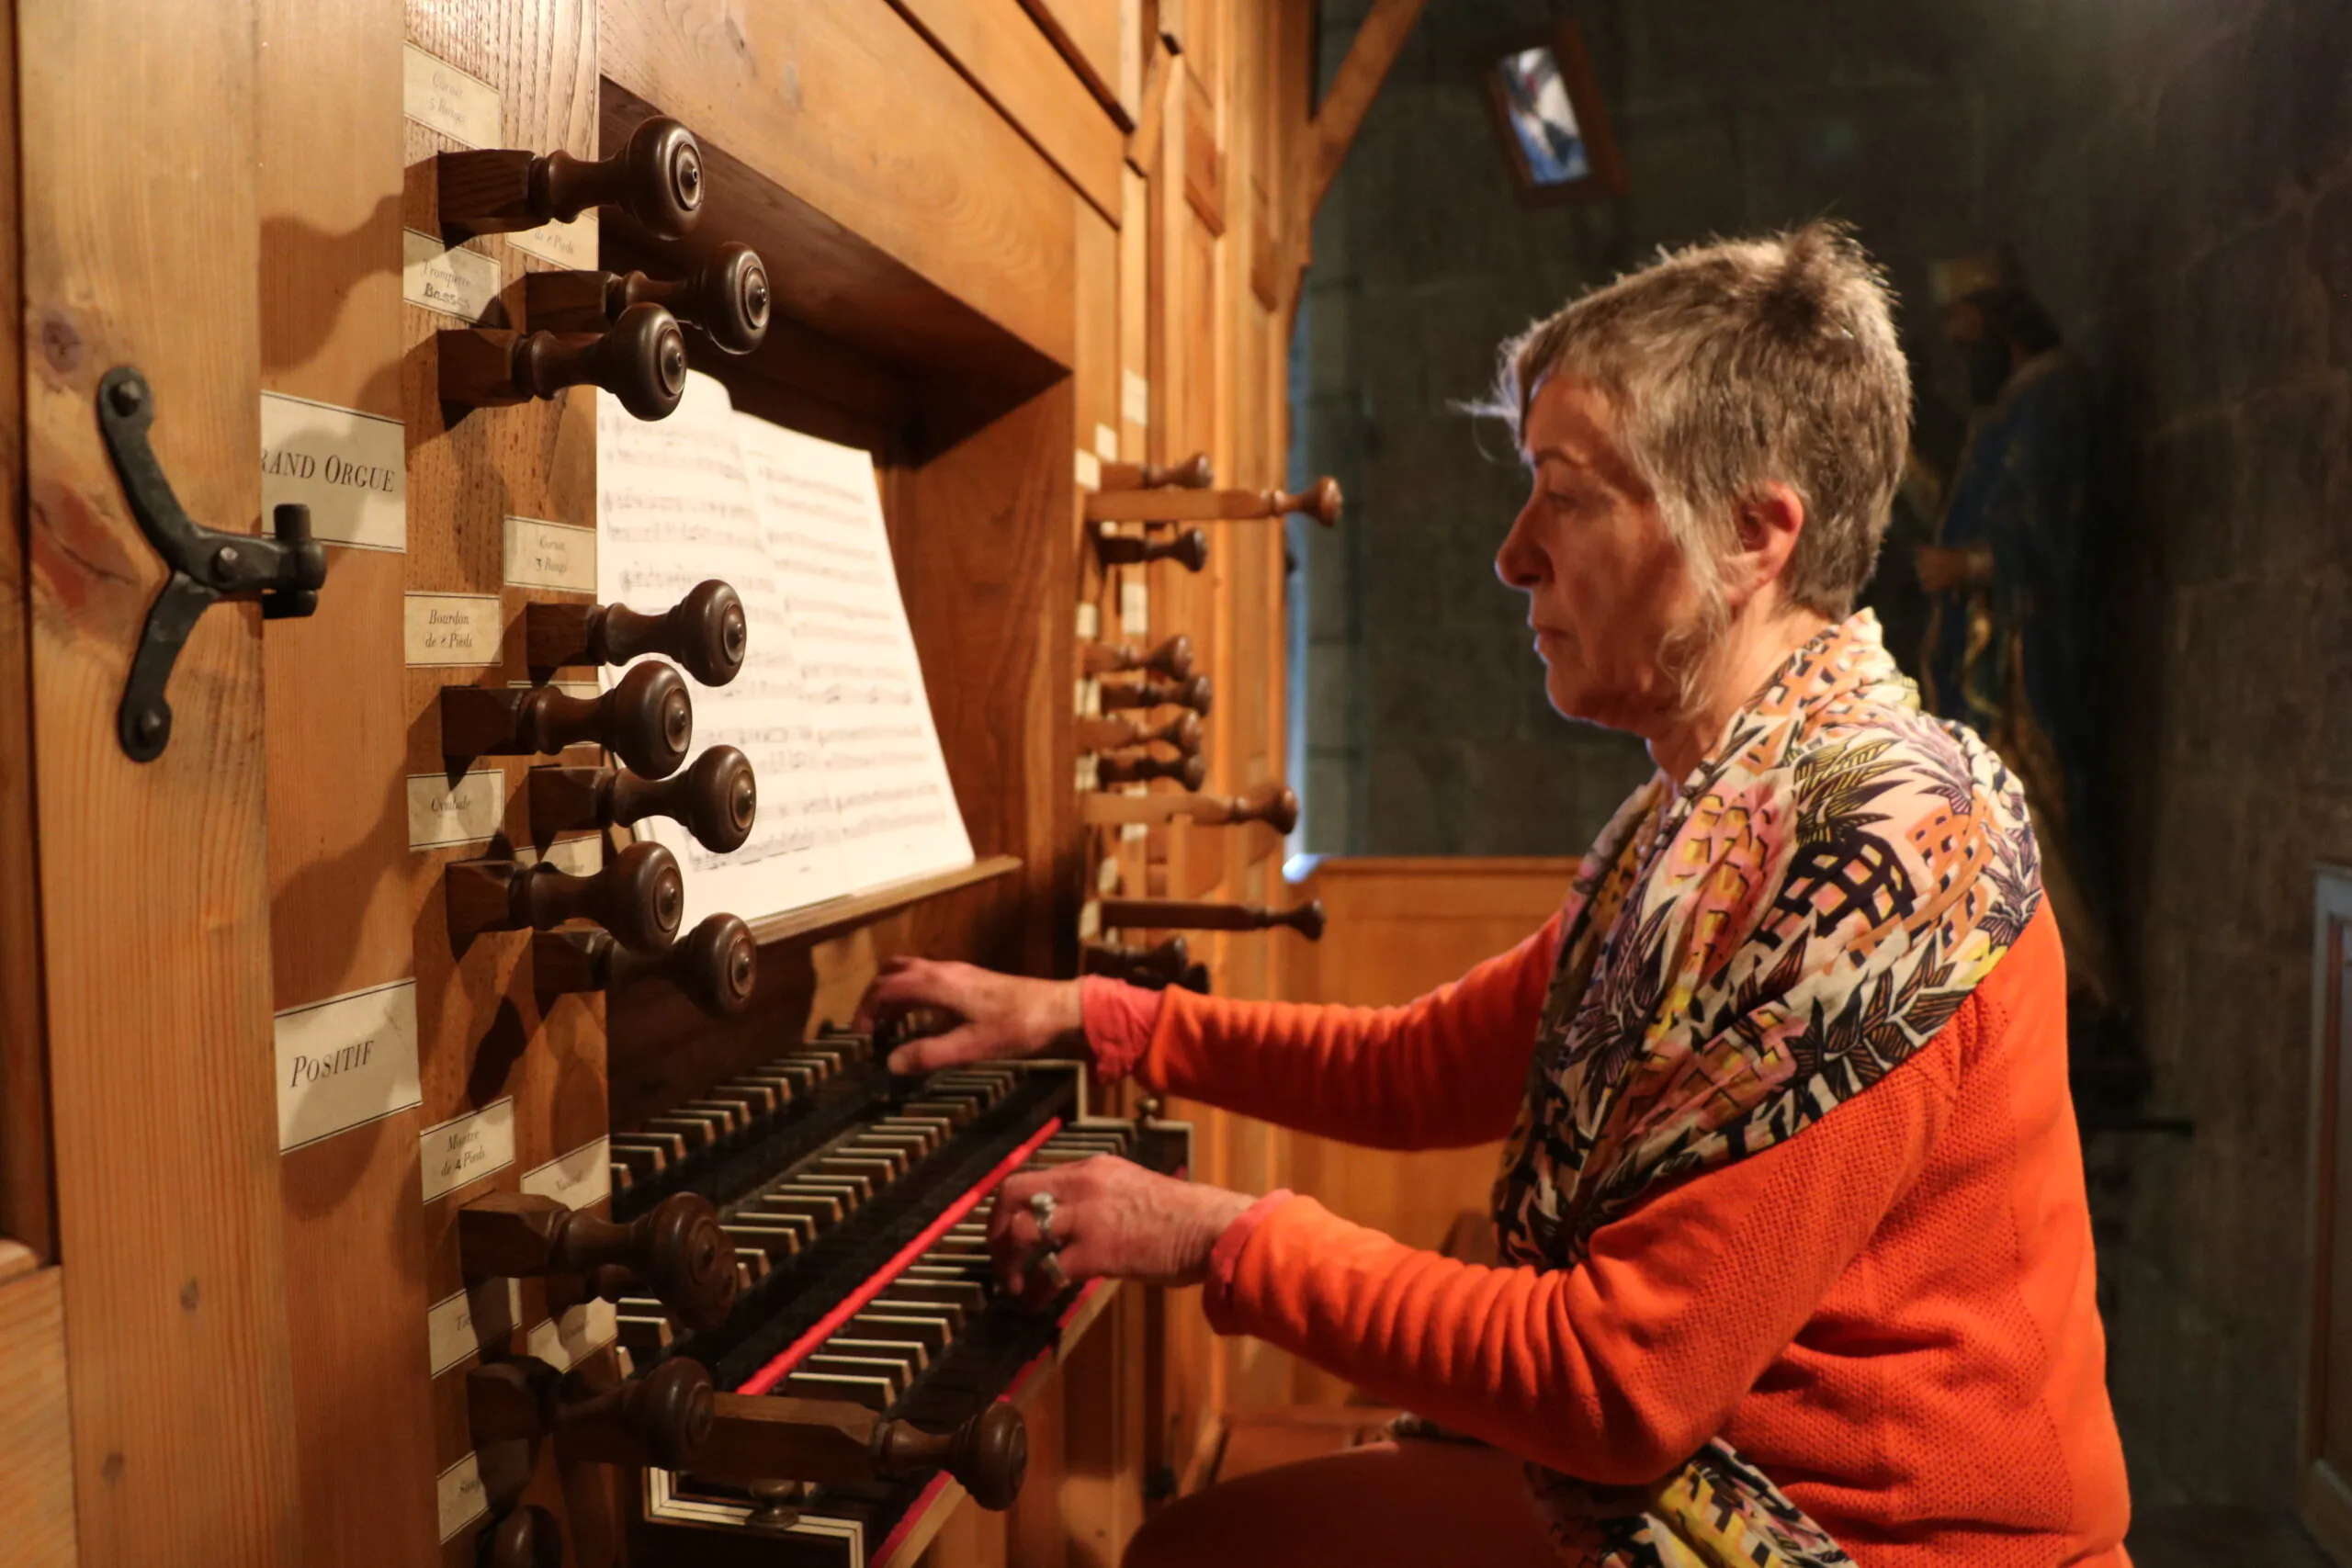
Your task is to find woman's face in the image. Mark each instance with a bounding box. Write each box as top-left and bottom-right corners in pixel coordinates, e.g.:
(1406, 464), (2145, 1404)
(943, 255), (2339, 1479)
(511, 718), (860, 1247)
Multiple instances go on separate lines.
(1495, 375), (1703, 733)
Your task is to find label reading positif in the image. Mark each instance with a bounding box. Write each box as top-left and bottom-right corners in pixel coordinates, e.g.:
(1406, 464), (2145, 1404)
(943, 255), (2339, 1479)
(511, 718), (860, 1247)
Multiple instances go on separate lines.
(274, 980), (424, 1153)
(503, 515), (597, 593)
(426, 1277), (522, 1377)
(405, 770), (505, 851)
(420, 1098), (515, 1202)
(260, 393), (405, 552)
(402, 43), (502, 148)
(401, 229), (501, 322)
(404, 592), (502, 666)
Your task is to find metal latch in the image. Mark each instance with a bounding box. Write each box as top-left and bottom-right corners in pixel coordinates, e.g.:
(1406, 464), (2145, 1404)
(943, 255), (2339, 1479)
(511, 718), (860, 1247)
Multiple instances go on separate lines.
(97, 365), (327, 761)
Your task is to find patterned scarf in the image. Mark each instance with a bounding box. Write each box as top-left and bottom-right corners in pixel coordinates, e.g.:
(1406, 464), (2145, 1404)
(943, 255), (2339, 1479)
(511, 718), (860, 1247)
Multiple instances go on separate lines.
(1487, 612), (2042, 1566)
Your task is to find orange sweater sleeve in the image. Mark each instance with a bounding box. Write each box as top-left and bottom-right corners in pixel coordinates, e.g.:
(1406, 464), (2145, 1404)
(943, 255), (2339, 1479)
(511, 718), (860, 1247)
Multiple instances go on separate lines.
(1131, 913), (1563, 1151)
(1201, 1015), (1966, 1485)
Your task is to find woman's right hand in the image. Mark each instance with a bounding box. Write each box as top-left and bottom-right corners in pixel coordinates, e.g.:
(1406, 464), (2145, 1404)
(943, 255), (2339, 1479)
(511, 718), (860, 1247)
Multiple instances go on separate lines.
(851, 956), (1087, 1076)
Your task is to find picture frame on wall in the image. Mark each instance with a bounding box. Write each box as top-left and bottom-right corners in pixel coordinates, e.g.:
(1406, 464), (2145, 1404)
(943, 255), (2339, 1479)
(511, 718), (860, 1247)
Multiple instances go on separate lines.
(1475, 20), (1628, 205)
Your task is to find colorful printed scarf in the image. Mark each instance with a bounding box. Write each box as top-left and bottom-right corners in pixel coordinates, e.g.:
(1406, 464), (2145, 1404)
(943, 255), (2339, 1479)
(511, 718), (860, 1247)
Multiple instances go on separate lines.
(1487, 612), (2042, 1565)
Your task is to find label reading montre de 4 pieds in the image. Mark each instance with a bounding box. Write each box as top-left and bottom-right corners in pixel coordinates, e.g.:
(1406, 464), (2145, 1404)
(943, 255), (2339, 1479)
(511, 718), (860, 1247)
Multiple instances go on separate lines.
(419, 1098), (514, 1202)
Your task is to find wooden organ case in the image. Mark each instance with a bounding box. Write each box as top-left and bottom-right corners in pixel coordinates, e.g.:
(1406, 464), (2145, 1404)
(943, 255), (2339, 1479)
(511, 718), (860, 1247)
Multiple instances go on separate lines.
(0, 0), (1425, 1565)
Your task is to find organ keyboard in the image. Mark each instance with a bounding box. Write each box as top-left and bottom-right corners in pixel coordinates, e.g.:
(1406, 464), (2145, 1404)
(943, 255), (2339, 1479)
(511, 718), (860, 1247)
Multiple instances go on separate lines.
(601, 1036), (1187, 1564)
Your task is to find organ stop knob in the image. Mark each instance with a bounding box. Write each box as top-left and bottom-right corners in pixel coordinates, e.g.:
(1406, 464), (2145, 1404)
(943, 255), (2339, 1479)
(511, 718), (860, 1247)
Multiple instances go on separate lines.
(526, 242), (771, 355)
(1099, 453), (1214, 491)
(535, 912), (760, 1018)
(1099, 672), (1212, 716)
(696, 1394), (1030, 1512)
(460, 1189), (741, 1331)
(479, 1506), (562, 1568)
(1080, 634), (1194, 680)
(529, 745), (757, 852)
(438, 115), (705, 241)
(1085, 476), (1343, 529)
(1093, 525), (1209, 572)
(526, 580), (746, 686)
(446, 838), (686, 953)
(440, 302), (689, 422)
(441, 660), (695, 780)
(468, 1353), (714, 1470)
(1095, 751), (1206, 790)
(1099, 897), (1327, 941)
(1081, 781), (1299, 834)
(1076, 710), (1202, 755)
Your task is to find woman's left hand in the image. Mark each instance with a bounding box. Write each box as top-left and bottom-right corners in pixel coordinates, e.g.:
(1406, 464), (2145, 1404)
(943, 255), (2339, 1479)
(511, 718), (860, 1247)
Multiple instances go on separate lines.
(989, 1156), (1255, 1300)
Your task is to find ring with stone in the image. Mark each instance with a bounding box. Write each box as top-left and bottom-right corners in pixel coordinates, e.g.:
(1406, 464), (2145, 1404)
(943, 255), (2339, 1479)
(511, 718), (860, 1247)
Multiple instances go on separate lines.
(1028, 1190), (1061, 1251)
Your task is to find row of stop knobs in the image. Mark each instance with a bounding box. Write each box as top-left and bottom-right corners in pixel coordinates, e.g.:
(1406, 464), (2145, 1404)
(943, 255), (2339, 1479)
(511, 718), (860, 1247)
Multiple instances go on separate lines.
(434, 116), (764, 421)
(455, 1190), (1024, 1550)
(439, 580), (763, 1016)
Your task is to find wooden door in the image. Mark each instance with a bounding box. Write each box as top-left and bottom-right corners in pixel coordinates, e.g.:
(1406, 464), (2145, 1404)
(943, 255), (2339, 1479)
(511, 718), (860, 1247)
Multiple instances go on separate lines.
(18, 0), (306, 1562)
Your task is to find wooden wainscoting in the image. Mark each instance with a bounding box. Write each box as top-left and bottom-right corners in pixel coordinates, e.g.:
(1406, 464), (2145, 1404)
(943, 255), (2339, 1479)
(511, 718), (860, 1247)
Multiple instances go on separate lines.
(1268, 856), (1575, 1405)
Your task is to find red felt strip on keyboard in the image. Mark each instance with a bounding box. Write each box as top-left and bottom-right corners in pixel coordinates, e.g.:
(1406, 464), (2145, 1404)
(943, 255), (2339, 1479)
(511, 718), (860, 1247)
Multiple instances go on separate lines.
(736, 1115), (1066, 1396)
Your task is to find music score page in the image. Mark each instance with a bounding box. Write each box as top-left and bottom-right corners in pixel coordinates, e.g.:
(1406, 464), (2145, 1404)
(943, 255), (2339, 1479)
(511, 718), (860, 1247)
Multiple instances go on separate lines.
(596, 375), (973, 926)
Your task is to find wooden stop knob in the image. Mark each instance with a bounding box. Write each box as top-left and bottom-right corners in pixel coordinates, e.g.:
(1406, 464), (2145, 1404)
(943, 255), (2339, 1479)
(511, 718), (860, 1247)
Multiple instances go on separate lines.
(876, 1402), (1028, 1511)
(479, 1506), (562, 1568)
(547, 116), (703, 237)
(537, 912), (758, 1017)
(1222, 782), (1299, 833)
(525, 243), (770, 355)
(528, 580), (746, 687)
(1095, 750), (1206, 790)
(614, 745), (758, 852)
(552, 1354), (715, 1470)
(1281, 476), (1343, 528)
(514, 303), (688, 422)
(1093, 525), (1209, 572)
(517, 839), (686, 952)
(1099, 672), (1212, 716)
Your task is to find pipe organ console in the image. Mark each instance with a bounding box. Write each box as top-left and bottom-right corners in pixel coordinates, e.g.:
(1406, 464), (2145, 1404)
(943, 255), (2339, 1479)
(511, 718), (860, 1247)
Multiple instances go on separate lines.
(4, 2), (1363, 1564)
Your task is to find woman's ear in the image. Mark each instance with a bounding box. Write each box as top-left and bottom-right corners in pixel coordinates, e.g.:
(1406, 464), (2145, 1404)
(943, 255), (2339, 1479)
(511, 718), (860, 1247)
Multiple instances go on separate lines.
(1727, 484), (1807, 603)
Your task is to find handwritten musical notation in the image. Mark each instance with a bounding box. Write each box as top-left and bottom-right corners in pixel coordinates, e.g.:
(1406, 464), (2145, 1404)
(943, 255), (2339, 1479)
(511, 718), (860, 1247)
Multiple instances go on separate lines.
(596, 374), (973, 925)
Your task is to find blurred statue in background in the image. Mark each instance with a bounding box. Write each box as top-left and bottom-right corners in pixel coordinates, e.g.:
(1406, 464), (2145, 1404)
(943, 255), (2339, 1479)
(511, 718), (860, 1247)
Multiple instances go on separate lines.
(1913, 250), (2120, 1020)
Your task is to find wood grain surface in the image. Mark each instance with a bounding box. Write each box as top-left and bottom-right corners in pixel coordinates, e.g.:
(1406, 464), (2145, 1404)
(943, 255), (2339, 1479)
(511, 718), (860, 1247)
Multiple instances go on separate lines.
(0, 1267), (78, 1566)
(0, 0), (50, 1263)
(20, 0), (306, 1558)
(259, 0), (444, 1562)
(890, 0), (1126, 223)
(600, 0), (1077, 370)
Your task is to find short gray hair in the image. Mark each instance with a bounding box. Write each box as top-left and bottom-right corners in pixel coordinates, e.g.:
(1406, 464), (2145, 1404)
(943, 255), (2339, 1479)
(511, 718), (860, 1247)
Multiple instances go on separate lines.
(1490, 222), (1910, 619)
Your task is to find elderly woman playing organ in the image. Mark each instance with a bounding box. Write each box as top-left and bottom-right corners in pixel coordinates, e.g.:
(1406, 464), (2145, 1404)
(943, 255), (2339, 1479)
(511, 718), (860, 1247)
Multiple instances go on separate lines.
(860, 225), (2130, 1568)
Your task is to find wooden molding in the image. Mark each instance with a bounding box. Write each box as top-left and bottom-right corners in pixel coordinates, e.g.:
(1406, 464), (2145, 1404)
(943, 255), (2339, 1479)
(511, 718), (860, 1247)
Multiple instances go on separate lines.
(1296, 0), (1429, 221)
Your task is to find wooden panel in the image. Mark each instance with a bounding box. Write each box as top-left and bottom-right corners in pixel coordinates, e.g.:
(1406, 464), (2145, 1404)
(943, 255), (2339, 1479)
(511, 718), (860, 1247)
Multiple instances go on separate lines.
(1273, 859), (1575, 1404)
(256, 13), (439, 1562)
(0, 0), (46, 1263)
(601, 0), (1077, 371)
(890, 0), (1125, 224)
(1016, 0), (1132, 125)
(20, 0), (306, 1556)
(886, 384), (1075, 978)
(0, 1266), (77, 1566)
(402, 6), (612, 1561)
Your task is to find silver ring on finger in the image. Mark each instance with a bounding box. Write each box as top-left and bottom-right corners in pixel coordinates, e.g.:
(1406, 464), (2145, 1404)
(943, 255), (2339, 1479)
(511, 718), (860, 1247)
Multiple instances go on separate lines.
(1029, 1190), (1060, 1251)
(1035, 1250), (1070, 1292)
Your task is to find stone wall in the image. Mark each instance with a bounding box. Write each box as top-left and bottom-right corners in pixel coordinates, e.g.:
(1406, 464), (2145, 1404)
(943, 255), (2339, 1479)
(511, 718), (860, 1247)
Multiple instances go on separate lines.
(1295, 0), (2348, 1512)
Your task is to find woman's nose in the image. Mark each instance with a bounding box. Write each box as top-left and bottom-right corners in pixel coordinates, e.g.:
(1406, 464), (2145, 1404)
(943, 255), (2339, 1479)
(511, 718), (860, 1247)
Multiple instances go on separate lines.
(1496, 501), (1546, 590)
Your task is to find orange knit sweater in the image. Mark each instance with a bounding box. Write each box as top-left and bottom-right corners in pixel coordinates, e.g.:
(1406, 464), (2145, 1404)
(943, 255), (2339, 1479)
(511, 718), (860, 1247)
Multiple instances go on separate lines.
(1119, 902), (2131, 1566)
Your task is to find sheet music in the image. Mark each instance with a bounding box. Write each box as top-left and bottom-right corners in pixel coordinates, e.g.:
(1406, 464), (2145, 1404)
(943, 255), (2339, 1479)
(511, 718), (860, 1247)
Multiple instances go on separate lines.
(596, 374), (972, 928)
(736, 420), (973, 882)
